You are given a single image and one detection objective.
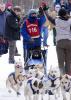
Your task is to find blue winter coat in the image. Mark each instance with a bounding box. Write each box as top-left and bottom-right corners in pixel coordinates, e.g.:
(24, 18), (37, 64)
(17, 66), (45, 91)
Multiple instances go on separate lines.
(0, 10), (8, 37)
(66, 3), (71, 14)
(21, 15), (46, 49)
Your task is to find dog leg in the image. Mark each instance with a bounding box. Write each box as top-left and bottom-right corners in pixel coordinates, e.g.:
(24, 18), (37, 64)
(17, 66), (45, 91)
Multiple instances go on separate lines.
(11, 85), (20, 95)
(41, 94), (43, 100)
(25, 96), (29, 100)
(55, 94), (58, 100)
(62, 91), (67, 100)
(6, 79), (12, 93)
(70, 93), (71, 100)
(54, 88), (61, 99)
(16, 84), (21, 95)
(28, 95), (32, 100)
(48, 95), (51, 100)
(33, 94), (38, 100)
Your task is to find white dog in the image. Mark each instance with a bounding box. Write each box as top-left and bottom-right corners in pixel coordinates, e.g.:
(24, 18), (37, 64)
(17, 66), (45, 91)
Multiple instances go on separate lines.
(60, 74), (71, 100)
(24, 77), (43, 100)
(6, 60), (25, 95)
(6, 73), (26, 95)
(46, 67), (61, 100)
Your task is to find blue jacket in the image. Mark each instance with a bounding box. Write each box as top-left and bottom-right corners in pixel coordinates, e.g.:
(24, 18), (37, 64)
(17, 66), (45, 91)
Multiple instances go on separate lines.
(21, 15), (46, 49)
(0, 11), (8, 37)
(66, 3), (71, 14)
(54, 0), (61, 5)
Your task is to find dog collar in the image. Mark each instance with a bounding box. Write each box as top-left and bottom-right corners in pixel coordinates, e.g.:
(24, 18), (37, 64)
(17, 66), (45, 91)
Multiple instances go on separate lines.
(9, 72), (17, 84)
(48, 75), (58, 87)
(65, 82), (71, 92)
(48, 75), (58, 81)
(66, 88), (70, 92)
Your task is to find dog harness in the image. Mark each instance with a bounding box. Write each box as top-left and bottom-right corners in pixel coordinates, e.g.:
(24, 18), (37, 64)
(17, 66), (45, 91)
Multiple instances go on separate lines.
(27, 80), (39, 94)
(64, 82), (71, 92)
(26, 19), (40, 38)
(47, 75), (59, 95)
(48, 75), (58, 87)
(9, 72), (17, 84)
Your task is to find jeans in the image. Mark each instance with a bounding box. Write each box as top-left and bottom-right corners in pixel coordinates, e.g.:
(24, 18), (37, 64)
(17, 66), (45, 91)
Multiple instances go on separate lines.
(41, 26), (48, 46)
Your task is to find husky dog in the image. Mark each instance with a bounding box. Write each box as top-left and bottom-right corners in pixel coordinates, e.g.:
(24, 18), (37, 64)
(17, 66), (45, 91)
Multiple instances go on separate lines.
(34, 64), (44, 73)
(6, 60), (24, 95)
(60, 74), (71, 100)
(6, 73), (26, 95)
(24, 78), (43, 100)
(46, 67), (61, 100)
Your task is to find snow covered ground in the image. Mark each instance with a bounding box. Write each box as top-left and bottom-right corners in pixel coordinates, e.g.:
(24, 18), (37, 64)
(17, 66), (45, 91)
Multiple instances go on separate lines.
(0, 30), (70, 100)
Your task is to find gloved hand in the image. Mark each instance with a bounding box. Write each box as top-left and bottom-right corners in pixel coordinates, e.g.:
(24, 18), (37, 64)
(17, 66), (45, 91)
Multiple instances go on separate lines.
(41, 1), (49, 11)
(39, 7), (44, 15)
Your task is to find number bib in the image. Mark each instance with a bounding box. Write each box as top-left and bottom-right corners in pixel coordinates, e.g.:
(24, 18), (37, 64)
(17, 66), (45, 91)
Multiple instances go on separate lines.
(26, 19), (40, 38)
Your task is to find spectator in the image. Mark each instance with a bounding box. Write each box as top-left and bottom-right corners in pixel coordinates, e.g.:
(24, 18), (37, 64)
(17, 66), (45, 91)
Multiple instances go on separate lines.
(5, 6), (21, 64)
(53, 4), (61, 45)
(66, 0), (71, 15)
(21, 8), (46, 67)
(48, 4), (61, 45)
(0, 3), (8, 56)
(45, 8), (71, 75)
(6, 5), (21, 56)
(54, 0), (61, 5)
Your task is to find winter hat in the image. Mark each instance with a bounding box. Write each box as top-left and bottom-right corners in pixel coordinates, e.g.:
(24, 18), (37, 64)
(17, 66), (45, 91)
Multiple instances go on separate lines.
(58, 8), (67, 17)
(28, 9), (37, 15)
(13, 6), (21, 12)
(5, 2), (13, 9)
(28, 9), (37, 22)
(40, 1), (49, 11)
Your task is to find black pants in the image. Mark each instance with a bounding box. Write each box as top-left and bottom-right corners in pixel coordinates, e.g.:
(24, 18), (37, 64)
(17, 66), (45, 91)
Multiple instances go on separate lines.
(56, 39), (71, 75)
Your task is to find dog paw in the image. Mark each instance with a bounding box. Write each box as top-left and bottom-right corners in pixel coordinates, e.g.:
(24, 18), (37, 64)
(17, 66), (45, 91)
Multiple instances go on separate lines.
(8, 90), (12, 93)
(17, 92), (21, 96)
(48, 90), (54, 95)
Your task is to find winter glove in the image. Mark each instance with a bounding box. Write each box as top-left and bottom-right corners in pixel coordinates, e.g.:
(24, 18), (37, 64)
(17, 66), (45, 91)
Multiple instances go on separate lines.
(41, 1), (49, 11)
(39, 7), (44, 15)
(43, 5), (49, 11)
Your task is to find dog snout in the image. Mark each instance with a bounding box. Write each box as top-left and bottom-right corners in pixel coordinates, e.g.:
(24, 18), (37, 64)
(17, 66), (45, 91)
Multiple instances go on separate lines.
(35, 73), (38, 78)
(63, 86), (66, 89)
(52, 74), (56, 78)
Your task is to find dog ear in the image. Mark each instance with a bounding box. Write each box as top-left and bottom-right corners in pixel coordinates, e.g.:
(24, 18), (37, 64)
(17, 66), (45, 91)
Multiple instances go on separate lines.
(65, 74), (69, 79)
(33, 80), (38, 87)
